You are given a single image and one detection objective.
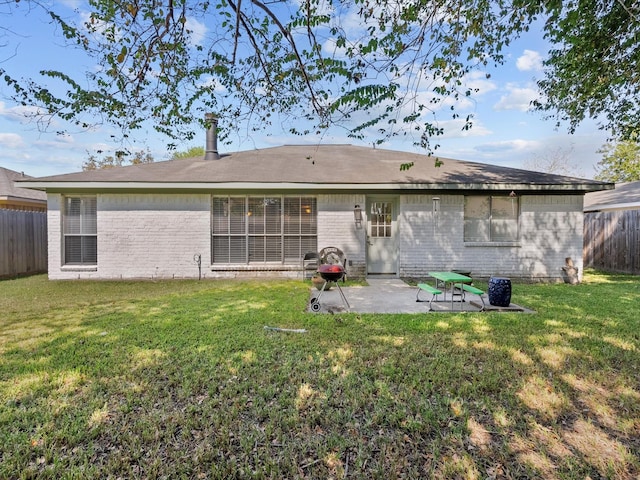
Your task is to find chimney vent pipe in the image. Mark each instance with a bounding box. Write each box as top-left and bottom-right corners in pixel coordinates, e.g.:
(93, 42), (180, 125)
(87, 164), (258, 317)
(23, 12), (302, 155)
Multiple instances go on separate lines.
(204, 113), (220, 160)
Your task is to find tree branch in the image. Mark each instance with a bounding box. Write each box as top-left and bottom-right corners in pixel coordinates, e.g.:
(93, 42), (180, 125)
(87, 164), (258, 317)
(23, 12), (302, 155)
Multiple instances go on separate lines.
(232, 0), (241, 63)
(249, 0), (324, 116)
(226, 0), (277, 93)
(615, 0), (639, 21)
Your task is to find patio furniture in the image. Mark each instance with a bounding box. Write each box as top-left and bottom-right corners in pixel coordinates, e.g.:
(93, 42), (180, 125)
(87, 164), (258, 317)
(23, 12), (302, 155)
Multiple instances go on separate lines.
(416, 283), (443, 311)
(428, 271), (473, 310)
(488, 277), (511, 306)
(455, 283), (486, 311)
(301, 251), (319, 279)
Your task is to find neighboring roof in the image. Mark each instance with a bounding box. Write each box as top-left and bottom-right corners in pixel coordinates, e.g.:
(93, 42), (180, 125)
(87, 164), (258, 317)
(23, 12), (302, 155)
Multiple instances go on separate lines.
(18, 144), (612, 193)
(0, 166), (47, 204)
(584, 181), (640, 212)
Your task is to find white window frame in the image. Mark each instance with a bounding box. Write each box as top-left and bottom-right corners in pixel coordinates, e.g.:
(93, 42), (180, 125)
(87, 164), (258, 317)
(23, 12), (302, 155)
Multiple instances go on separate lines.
(62, 196), (97, 265)
(211, 195), (317, 264)
(464, 195), (519, 243)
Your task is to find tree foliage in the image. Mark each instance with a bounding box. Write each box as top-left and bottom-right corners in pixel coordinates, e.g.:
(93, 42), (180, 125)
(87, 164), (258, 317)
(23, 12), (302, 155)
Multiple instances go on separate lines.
(535, 0), (640, 142)
(82, 149), (154, 171)
(171, 146), (205, 159)
(1, 0), (639, 151)
(594, 140), (640, 182)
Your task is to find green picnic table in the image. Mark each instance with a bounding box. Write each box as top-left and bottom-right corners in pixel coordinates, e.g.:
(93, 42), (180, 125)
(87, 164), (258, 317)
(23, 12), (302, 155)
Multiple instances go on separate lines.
(428, 271), (473, 310)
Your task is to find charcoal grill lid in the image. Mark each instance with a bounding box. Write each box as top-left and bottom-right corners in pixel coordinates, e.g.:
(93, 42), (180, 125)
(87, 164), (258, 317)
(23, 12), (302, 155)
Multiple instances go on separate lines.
(318, 264), (344, 273)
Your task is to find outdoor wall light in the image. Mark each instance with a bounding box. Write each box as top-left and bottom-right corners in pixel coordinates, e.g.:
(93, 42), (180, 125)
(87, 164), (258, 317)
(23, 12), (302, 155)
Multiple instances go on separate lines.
(432, 197), (441, 214)
(354, 204), (363, 227)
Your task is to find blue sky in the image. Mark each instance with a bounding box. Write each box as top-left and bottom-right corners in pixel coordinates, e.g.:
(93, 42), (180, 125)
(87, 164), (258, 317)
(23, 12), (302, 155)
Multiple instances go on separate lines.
(0, 2), (609, 178)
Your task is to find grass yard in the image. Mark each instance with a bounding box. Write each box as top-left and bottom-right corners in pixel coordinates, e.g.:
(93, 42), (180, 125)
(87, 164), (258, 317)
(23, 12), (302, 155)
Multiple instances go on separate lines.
(0, 272), (639, 479)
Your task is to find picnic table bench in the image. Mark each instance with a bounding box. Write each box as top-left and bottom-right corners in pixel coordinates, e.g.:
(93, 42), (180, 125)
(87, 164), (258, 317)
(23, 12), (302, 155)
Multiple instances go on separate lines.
(416, 283), (442, 311)
(417, 272), (487, 311)
(455, 283), (486, 311)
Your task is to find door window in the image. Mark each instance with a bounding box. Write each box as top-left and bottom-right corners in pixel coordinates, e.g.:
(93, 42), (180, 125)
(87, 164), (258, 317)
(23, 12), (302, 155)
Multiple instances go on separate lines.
(370, 201), (392, 238)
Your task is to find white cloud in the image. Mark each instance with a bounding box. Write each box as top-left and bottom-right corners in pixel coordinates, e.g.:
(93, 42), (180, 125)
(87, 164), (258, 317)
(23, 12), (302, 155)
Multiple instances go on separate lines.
(440, 118), (492, 139)
(0, 103), (45, 123)
(59, 0), (82, 8)
(185, 17), (207, 46)
(463, 71), (498, 96)
(79, 11), (112, 39)
(33, 131), (74, 147)
(322, 37), (348, 58)
(0, 132), (26, 149)
(516, 50), (543, 72)
(494, 83), (540, 112)
(474, 139), (541, 154)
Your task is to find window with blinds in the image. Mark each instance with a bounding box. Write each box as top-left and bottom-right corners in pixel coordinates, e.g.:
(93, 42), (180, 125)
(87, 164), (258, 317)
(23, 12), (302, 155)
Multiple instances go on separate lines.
(63, 196), (97, 265)
(212, 196), (317, 264)
(464, 195), (519, 242)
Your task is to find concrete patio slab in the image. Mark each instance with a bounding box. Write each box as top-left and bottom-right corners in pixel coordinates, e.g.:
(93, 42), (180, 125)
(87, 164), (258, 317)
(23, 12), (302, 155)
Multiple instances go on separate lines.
(308, 278), (533, 314)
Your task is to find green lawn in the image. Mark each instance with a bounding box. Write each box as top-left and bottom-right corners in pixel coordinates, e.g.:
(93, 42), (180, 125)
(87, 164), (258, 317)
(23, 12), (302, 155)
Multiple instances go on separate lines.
(1, 272), (639, 479)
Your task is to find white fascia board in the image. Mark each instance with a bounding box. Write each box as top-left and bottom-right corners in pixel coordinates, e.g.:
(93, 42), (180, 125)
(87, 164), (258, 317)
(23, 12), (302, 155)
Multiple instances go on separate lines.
(17, 181), (599, 192)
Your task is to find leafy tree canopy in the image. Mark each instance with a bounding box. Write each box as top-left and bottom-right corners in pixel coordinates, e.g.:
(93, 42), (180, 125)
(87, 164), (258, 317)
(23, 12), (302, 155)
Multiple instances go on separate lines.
(1, 0), (639, 153)
(535, 0), (640, 142)
(171, 146), (205, 159)
(594, 140), (640, 182)
(82, 149), (154, 171)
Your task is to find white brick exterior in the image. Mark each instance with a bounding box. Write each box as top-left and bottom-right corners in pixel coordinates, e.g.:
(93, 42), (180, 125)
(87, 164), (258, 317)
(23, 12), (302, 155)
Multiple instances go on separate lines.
(398, 194), (584, 281)
(317, 194), (367, 277)
(47, 192), (584, 281)
(48, 193), (211, 280)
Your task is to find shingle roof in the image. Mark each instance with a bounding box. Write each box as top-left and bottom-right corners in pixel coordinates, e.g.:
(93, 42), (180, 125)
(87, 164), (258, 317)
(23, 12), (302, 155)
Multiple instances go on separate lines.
(18, 144), (611, 193)
(584, 181), (640, 211)
(0, 166), (47, 201)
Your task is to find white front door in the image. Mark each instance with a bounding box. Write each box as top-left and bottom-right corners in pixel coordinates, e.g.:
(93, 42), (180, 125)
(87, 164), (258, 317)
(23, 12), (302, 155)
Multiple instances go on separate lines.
(366, 197), (398, 275)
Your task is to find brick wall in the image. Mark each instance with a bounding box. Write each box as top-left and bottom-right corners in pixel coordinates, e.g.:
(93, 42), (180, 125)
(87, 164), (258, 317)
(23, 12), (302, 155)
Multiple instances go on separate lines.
(399, 194), (584, 281)
(47, 192), (584, 281)
(48, 193), (211, 280)
(46, 194), (63, 278)
(97, 194), (211, 279)
(317, 194), (366, 278)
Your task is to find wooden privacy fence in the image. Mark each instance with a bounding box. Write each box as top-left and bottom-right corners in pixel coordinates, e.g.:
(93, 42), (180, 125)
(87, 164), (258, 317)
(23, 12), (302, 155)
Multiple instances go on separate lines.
(0, 209), (47, 278)
(584, 209), (640, 275)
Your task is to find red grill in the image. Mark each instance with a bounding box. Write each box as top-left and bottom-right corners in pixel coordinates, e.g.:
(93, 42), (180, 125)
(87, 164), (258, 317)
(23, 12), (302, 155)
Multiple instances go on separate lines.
(310, 264), (349, 312)
(317, 264), (345, 282)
